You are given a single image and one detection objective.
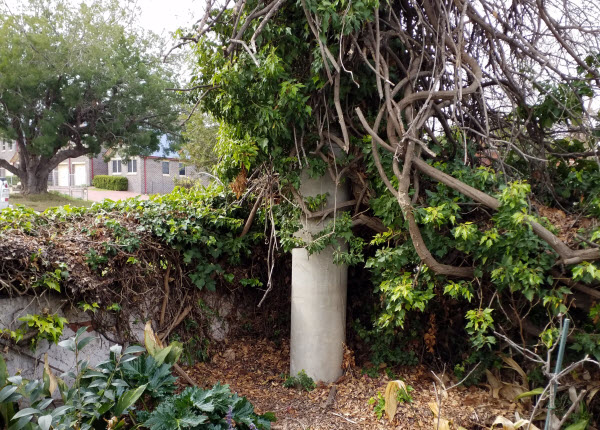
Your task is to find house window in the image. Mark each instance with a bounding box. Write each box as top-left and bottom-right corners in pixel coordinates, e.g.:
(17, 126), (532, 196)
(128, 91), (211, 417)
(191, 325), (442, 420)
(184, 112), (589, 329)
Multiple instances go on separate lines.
(8, 141), (12, 151)
(127, 159), (137, 173)
(179, 163), (185, 176)
(112, 159), (122, 174)
(1, 141), (5, 151)
(162, 161), (169, 175)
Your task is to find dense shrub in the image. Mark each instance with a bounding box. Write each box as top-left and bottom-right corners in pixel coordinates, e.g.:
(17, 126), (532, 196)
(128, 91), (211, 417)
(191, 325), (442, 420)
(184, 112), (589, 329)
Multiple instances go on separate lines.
(0, 326), (274, 430)
(92, 175), (128, 191)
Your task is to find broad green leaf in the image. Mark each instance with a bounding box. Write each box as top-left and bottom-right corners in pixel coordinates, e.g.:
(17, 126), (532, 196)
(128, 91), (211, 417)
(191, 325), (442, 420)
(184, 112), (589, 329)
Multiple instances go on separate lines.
(564, 420), (589, 430)
(77, 336), (96, 351)
(152, 346), (172, 366)
(58, 338), (76, 352)
(75, 326), (88, 339)
(164, 341), (183, 365)
(11, 407), (40, 419)
(514, 387), (544, 401)
(37, 414), (52, 430)
(50, 405), (71, 418)
(0, 386), (18, 403)
(113, 383), (147, 416)
(123, 345), (145, 355)
(8, 414), (33, 430)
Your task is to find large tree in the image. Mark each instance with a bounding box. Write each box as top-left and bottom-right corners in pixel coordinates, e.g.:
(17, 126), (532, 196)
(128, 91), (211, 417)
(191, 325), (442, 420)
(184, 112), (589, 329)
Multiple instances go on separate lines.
(180, 112), (219, 170)
(0, 0), (181, 194)
(178, 0), (600, 358)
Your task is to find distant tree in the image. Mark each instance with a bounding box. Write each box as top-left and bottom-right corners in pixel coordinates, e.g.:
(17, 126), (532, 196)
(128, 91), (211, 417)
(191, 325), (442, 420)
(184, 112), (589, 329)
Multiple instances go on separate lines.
(0, 0), (181, 194)
(180, 112), (219, 170)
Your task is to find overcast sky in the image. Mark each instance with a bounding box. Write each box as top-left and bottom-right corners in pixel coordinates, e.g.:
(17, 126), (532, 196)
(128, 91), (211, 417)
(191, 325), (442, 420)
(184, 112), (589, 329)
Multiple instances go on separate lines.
(2, 0), (203, 36)
(132, 0), (201, 38)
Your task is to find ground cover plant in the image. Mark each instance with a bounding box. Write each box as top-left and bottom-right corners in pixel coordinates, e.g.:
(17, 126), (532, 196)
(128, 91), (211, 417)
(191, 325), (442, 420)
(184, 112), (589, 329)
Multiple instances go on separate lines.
(0, 325), (274, 430)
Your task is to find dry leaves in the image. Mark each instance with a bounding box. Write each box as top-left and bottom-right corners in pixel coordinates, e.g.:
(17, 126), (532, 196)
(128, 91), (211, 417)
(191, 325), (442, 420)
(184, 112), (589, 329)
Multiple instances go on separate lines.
(182, 336), (522, 429)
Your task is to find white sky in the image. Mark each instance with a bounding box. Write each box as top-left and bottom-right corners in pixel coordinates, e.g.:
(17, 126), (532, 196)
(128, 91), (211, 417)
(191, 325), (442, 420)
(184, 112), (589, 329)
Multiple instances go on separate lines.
(2, 0), (203, 36)
(132, 0), (201, 38)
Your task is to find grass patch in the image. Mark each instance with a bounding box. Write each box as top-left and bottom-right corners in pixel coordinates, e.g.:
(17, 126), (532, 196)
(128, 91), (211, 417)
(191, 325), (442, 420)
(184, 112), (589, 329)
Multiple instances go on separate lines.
(9, 191), (93, 212)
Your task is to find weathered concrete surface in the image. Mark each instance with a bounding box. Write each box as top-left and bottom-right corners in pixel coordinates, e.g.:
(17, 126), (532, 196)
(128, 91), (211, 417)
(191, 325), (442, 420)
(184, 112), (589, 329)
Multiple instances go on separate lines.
(0, 288), (241, 382)
(290, 170), (350, 383)
(0, 295), (143, 381)
(290, 246), (347, 382)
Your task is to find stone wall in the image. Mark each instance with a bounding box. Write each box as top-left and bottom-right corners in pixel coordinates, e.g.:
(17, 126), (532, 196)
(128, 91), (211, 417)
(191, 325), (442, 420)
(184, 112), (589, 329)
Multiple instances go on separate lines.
(0, 295), (144, 381)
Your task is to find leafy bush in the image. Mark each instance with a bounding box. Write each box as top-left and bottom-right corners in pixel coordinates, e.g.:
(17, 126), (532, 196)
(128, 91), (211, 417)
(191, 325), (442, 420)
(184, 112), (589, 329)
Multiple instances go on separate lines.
(142, 383), (275, 430)
(0, 327), (151, 430)
(1, 323), (274, 430)
(121, 355), (177, 401)
(92, 175), (128, 191)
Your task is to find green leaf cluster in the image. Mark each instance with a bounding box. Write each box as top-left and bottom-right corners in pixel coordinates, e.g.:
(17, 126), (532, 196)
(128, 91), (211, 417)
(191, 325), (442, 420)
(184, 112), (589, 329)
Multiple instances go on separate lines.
(143, 383), (275, 430)
(92, 176), (129, 191)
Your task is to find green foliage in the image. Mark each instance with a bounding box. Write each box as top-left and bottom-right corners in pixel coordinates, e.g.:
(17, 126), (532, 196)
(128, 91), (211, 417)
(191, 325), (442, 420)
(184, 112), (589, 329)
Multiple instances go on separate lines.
(363, 165), (571, 352)
(354, 319), (419, 367)
(282, 370), (316, 392)
(78, 302), (99, 313)
(307, 212), (365, 266)
(2, 184), (265, 293)
(0, 327), (157, 430)
(32, 263), (69, 293)
(304, 193), (329, 212)
(367, 392), (385, 420)
(18, 314), (68, 346)
(121, 355), (177, 400)
(180, 113), (219, 169)
(0, 327), (27, 344)
(396, 384), (414, 403)
(453, 349), (499, 386)
(0, 0), (181, 193)
(465, 308), (496, 350)
(143, 383), (275, 430)
(92, 175), (129, 191)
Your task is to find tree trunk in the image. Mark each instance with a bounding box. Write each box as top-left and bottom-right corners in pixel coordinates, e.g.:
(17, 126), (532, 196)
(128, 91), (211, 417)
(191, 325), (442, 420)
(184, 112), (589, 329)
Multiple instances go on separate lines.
(21, 169), (50, 195)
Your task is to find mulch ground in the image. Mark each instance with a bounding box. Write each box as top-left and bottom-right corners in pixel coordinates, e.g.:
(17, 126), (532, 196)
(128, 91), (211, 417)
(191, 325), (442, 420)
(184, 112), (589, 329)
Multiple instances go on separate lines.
(182, 337), (522, 429)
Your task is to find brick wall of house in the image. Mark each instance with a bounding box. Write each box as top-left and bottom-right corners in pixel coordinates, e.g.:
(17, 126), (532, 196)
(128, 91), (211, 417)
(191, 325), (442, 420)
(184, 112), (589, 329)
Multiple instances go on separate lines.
(144, 159), (200, 194)
(105, 155), (203, 194)
(108, 157), (142, 193)
(0, 139), (18, 177)
(90, 152), (108, 181)
(144, 158), (175, 194)
(127, 159), (143, 194)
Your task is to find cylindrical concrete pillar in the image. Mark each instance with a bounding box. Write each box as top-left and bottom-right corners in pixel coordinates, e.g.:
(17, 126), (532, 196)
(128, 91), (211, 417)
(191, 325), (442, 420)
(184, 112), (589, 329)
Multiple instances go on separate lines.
(290, 171), (349, 383)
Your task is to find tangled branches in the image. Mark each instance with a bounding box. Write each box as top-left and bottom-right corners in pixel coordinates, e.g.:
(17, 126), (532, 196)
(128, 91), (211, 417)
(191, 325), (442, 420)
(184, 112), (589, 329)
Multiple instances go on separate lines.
(181, 0), (600, 276)
(0, 187), (280, 345)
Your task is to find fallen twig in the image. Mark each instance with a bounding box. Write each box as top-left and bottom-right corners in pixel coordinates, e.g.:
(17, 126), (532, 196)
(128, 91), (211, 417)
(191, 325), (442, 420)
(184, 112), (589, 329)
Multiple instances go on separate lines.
(330, 412), (358, 424)
(159, 265), (171, 328)
(174, 363), (198, 386)
(160, 305), (192, 342)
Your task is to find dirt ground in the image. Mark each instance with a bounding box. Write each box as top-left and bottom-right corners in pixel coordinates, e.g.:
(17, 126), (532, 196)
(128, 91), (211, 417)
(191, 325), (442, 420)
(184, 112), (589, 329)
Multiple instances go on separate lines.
(182, 337), (525, 430)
